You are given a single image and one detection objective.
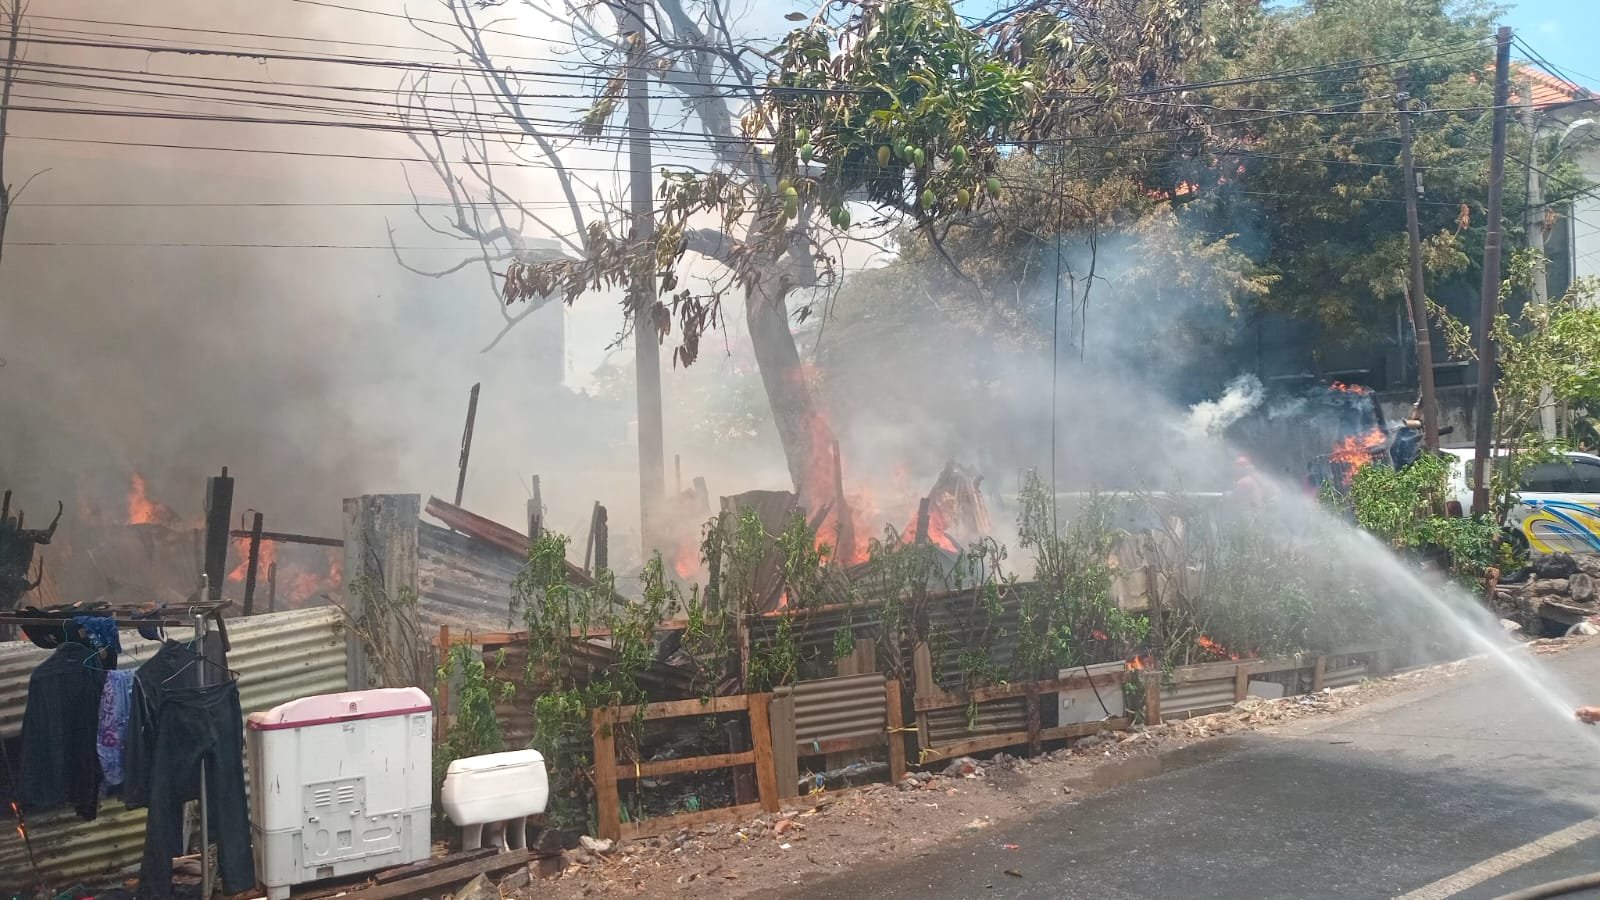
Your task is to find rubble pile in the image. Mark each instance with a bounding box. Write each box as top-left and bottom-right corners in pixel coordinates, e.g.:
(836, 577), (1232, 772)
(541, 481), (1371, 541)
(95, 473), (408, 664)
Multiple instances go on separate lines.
(1493, 552), (1600, 634)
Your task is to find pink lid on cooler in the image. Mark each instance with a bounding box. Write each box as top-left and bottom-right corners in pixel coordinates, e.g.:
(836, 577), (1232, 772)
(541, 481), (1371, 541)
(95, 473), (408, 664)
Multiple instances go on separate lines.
(247, 687), (431, 731)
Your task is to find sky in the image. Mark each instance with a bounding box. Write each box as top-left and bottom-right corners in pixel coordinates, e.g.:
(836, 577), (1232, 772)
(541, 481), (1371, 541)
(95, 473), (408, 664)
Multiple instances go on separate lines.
(1500, 0), (1596, 88)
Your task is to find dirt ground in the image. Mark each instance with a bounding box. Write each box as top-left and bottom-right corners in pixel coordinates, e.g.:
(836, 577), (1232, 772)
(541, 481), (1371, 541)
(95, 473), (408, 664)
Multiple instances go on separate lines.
(510, 638), (1589, 899)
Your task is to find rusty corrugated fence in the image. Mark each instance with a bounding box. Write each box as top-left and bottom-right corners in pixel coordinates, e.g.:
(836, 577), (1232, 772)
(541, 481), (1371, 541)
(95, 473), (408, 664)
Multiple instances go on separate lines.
(0, 606), (350, 888)
(791, 673), (886, 752)
(417, 521), (525, 633)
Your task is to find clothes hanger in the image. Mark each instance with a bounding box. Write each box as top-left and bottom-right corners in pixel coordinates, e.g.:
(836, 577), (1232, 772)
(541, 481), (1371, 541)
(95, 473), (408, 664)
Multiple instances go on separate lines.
(159, 642), (239, 685)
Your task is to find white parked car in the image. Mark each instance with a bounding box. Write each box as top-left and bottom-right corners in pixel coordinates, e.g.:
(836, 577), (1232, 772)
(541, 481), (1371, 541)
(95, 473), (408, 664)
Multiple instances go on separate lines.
(1441, 447), (1600, 555)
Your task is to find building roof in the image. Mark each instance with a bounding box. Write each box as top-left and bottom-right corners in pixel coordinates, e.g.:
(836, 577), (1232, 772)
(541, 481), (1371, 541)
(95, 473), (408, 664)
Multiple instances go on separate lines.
(1513, 62), (1595, 111)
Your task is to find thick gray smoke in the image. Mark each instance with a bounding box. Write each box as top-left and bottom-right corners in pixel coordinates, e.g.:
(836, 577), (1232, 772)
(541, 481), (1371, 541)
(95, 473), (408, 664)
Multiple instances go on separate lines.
(1183, 375), (1265, 439)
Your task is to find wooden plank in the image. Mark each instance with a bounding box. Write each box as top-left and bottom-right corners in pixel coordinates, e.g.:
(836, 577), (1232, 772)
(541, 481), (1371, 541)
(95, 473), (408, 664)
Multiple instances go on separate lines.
(591, 709), (621, 842)
(798, 734), (884, 757)
(1144, 674), (1162, 726)
(1039, 717), (1132, 742)
(618, 802), (767, 840)
(614, 693), (751, 722)
(918, 731), (1026, 762)
(913, 670), (1128, 712)
(1233, 666), (1248, 702)
(1312, 655), (1328, 692)
(770, 689), (799, 800)
(1025, 682), (1042, 758)
(619, 751), (755, 779)
(913, 642), (935, 751)
(342, 850), (533, 899)
(371, 848), (498, 884)
(921, 717), (1135, 763)
(885, 680), (907, 785)
(1168, 656), (1303, 684)
(749, 693), (781, 813)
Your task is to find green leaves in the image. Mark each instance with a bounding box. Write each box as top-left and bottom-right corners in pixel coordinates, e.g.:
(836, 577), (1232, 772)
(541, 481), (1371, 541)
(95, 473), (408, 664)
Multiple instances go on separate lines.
(764, 0), (1030, 218)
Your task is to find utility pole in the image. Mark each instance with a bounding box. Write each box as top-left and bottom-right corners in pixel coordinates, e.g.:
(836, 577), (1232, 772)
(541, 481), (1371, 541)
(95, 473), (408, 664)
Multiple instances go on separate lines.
(1397, 70), (1440, 452)
(623, 0), (665, 553)
(1523, 79), (1559, 439)
(1472, 26), (1513, 518)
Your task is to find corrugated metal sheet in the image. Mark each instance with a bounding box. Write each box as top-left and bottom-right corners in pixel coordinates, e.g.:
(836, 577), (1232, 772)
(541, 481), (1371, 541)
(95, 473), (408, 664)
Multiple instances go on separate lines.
(1323, 653), (1376, 689)
(0, 606), (348, 888)
(792, 673), (885, 748)
(481, 639), (697, 753)
(925, 589), (1022, 689)
(1159, 675), (1239, 719)
(418, 521), (525, 633)
(929, 697), (1028, 745)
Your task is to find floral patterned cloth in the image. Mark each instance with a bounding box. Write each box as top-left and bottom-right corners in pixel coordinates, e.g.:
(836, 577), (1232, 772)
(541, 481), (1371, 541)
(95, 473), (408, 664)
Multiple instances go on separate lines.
(98, 669), (135, 790)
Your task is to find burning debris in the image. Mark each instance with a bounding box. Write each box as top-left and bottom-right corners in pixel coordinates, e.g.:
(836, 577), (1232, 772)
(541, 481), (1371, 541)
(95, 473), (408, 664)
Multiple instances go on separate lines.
(0, 491), (62, 611)
(905, 462), (991, 555)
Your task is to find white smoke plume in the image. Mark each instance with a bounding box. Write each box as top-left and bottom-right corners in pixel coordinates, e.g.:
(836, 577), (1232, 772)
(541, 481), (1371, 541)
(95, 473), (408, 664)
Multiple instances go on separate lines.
(1182, 375), (1265, 440)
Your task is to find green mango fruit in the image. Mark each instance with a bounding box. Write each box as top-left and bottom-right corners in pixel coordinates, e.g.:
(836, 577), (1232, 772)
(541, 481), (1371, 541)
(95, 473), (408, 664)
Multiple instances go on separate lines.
(877, 146), (892, 167)
(956, 187), (972, 209)
(800, 143), (815, 163)
(951, 145), (968, 166)
(985, 176), (1002, 199)
(913, 148), (926, 166)
(920, 188), (936, 210)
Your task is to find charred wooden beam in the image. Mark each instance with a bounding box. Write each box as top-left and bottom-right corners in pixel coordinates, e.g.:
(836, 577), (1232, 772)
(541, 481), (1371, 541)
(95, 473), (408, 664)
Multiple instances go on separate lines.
(242, 511), (264, 616)
(228, 529), (344, 547)
(203, 468), (233, 605)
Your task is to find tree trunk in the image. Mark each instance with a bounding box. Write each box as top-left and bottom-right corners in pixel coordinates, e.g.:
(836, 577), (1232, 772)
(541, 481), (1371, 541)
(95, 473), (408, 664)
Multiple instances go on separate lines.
(745, 278), (838, 517)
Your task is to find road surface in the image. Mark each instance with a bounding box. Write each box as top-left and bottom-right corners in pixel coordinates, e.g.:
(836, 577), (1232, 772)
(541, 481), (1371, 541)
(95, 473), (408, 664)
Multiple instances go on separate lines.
(796, 643), (1600, 899)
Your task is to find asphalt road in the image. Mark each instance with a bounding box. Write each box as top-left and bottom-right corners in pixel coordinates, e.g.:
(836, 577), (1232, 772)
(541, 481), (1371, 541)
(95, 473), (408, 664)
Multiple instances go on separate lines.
(795, 644), (1600, 900)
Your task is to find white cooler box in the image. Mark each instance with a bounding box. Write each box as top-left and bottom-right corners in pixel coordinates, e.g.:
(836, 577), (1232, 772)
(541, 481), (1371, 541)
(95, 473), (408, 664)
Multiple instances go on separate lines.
(441, 749), (549, 851)
(247, 688), (433, 900)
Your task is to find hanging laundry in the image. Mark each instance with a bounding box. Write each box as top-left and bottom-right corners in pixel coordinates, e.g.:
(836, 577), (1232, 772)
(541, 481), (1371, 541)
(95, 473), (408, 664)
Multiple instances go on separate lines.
(136, 679), (254, 899)
(98, 668), (135, 791)
(19, 643), (108, 820)
(123, 634), (224, 809)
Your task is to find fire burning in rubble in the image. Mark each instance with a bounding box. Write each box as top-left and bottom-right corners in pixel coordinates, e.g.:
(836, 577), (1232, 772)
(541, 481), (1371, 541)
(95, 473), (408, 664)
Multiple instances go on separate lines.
(1196, 634), (1240, 661)
(127, 473), (181, 527)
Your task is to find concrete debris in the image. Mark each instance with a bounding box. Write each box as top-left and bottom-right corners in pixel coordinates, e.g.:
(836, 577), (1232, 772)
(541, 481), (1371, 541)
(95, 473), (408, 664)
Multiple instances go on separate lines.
(943, 757), (984, 778)
(1501, 618), (1523, 633)
(500, 865), (532, 892)
(580, 835), (615, 854)
(451, 873), (499, 900)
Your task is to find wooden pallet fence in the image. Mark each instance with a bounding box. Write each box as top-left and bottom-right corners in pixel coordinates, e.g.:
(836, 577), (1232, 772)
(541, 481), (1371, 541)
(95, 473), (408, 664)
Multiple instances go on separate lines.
(910, 645), (1133, 762)
(591, 693), (780, 842)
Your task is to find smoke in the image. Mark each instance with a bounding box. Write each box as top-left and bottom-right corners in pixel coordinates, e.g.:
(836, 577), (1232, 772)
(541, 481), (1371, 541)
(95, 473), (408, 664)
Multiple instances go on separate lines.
(1182, 374), (1265, 440)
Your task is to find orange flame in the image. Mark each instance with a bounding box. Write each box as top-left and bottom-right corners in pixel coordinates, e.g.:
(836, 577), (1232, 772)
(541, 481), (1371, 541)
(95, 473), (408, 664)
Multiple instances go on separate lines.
(1328, 381), (1370, 395)
(1197, 634), (1240, 661)
(1329, 426), (1385, 488)
(1126, 656), (1147, 672)
(672, 551), (699, 580)
(127, 474), (179, 526)
(228, 535), (276, 583)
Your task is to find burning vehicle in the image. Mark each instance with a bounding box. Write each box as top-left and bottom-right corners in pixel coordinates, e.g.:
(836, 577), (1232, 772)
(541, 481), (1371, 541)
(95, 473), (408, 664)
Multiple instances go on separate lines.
(1226, 379), (1395, 494)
